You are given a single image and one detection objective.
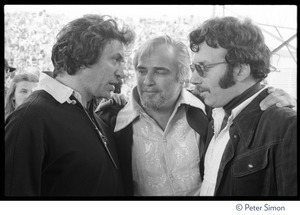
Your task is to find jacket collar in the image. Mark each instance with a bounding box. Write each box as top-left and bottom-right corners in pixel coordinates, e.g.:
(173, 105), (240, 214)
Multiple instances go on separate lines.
(232, 88), (269, 148)
(35, 71), (83, 105)
(114, 87), (206, 132)
(213, 89), (269, 194)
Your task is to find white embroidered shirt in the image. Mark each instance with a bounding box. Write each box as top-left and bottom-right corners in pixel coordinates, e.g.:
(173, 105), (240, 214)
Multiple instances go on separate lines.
(115, 88), (206, 196)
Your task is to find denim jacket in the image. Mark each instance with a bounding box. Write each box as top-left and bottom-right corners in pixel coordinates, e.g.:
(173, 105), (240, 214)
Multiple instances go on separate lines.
(203, 89), (297, 196)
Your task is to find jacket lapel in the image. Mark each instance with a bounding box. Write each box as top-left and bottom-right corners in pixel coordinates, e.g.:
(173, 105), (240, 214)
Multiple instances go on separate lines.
(186, 105), (209, 180)
(186, 105), (209, 138)
(214, 89), (268, 194)
(233, 89), (268, 148)
(115, 125), (134, 195)
(214, 138), (236, 195)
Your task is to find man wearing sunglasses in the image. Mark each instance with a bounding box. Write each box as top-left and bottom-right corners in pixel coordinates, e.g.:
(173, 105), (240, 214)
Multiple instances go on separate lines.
(189, 16), (297, 196)
(98, 33), (296, 196)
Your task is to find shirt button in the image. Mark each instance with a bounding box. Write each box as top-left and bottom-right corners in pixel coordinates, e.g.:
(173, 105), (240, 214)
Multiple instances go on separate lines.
(248, 164), (254, 168)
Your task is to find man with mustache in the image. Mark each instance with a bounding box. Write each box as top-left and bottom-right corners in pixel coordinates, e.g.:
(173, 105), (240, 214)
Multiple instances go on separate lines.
(98, 35), (296, 196)
(189, 16), (297, 196)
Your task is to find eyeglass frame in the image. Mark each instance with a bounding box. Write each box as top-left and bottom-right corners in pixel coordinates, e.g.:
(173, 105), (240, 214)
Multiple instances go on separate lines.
(190, 61), (227, 77)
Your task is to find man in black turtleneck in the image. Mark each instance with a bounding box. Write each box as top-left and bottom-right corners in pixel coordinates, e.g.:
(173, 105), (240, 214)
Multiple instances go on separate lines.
(189, 16), (297, 196)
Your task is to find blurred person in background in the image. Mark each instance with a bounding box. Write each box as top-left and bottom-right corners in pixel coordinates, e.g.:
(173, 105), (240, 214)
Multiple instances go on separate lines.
(5, 14), (134, 196)
(4, 58), (16, 96)
(189, 16), (297, 196)
(97, 35), (295, 196)
(5, 72), (39, 120)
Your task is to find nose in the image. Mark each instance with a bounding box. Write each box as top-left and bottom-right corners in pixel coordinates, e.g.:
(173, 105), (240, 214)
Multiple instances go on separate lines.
(190, 70), (202, 85)
(143, 72), (155, 85)
(116, 65), (125, 79)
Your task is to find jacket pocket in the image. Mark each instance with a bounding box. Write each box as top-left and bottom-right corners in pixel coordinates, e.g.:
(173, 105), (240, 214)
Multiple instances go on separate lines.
(233, 147), (269, 177)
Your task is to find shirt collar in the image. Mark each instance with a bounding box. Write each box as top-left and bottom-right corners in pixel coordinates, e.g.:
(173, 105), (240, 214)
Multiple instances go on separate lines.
(35, 71), (83, 104)
(114, 87), (142, 132)
(180, 88), (206, 112)
(114, 87), (206, 132)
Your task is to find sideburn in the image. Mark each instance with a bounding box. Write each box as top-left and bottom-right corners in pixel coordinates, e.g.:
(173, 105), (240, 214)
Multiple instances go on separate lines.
(219, 64), (236, 89)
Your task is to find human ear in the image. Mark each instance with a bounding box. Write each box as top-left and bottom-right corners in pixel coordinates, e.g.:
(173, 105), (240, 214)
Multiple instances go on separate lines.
(12, 97), (16, 108)
(236, 64), (251, 81)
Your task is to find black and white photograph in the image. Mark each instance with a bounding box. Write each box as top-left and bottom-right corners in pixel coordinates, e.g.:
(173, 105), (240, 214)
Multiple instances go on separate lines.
(3, 4), (298, 215)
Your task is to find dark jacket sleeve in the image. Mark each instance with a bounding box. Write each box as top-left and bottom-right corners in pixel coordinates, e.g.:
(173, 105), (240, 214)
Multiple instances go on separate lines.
(96, 104), (134, 196)
(5, 106), (46, 196)
(95, 103), (124, 130)
(273, 108), (297, 195)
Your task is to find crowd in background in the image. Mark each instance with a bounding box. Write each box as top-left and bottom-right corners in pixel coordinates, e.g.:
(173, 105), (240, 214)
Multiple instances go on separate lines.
(5, 10), (200, 97)
(4, 9), (297, 198)
(5, 9), (297, 99)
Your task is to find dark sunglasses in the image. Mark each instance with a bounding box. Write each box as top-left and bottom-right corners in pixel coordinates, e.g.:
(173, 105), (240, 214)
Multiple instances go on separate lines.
(190, 61), (227, 77)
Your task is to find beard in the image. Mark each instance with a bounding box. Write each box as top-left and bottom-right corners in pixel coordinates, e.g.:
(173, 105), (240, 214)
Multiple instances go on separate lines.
(139, 93), (167, 111)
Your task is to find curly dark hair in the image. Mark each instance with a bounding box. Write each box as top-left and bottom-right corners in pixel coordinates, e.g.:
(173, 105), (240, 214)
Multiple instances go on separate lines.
(189, 16), (271, 81)
(51, 14), (135, 77)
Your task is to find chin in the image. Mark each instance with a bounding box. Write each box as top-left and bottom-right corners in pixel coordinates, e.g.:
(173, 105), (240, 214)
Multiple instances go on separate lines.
(141, 99), (163, 110)
(98, 91), (111, 99)
(203, 99), (215, 108)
